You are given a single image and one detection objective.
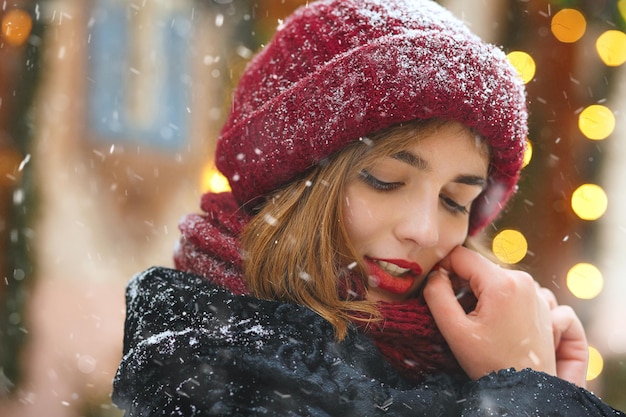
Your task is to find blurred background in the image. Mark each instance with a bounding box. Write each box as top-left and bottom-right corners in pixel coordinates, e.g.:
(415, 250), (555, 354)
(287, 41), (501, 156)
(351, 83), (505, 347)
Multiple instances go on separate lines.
(0, 0), (625, 416)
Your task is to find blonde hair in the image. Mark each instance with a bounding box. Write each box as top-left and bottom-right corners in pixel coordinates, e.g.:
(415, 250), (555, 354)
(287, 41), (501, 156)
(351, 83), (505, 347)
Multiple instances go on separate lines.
(241, 119), (479, 340)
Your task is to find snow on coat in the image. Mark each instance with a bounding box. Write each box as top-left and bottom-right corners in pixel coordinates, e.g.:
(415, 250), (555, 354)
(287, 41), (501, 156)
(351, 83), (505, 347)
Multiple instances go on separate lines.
(113, 267), (625, 417)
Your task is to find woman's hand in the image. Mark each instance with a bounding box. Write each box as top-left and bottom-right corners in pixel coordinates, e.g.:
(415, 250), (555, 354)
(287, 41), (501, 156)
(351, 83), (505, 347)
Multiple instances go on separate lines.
(423, 246), (557, 380)
(537, 285), (589, 387)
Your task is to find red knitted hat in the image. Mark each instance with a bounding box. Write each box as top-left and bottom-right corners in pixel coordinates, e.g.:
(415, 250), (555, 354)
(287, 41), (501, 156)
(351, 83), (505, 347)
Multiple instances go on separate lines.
(216, 0), (528, 234)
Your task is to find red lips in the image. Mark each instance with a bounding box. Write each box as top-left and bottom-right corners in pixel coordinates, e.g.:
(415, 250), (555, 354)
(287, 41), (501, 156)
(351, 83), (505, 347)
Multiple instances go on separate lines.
(365, 258), (423, 295)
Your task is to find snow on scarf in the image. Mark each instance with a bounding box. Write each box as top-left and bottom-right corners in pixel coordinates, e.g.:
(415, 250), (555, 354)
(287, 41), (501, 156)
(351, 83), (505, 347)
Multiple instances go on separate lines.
(174, 191), (468, 382)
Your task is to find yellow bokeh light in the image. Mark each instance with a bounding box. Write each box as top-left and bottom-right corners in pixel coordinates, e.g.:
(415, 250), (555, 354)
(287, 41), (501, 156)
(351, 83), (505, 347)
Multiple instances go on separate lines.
(587, 346), (604, 381)
(1, 9), (32, 47)
(506, 51), (536, 84)
(596, 30), (626, 67)
(619, 0), (626, 23)
(571, 183), (608, 221)
(492, 229), (528, 264)
(551, 9), (587, 43)
(201, 165), (231, 193)
(523, 139), (533, 167)
(578, 104), (615, 140)
(566, 262), (604, 300)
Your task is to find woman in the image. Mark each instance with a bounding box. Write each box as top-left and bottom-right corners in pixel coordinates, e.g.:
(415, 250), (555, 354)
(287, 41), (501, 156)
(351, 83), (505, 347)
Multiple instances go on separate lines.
(112, 0), (625, 415)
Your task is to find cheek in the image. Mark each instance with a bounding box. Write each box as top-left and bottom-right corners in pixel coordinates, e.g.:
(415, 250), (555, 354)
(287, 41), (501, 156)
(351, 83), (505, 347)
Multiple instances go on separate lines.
(438, 218), (470, 251)
(342, 187), (380, 247)
(343, 195), (367, 244)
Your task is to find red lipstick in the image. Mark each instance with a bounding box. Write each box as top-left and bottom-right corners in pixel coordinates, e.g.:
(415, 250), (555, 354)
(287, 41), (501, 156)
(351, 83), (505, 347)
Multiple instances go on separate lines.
(365, 258), (423, 295)
(378, 258), (423, 275)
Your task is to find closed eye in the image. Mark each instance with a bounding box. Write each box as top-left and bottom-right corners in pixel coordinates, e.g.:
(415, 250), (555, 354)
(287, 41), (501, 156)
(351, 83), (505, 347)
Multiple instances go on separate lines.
(359, 170), (402, 191)
(440, 194), (469, 215)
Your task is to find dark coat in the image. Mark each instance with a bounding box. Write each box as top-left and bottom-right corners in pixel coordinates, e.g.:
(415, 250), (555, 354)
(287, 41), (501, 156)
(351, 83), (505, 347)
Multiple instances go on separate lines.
(112, 267), (625, 417)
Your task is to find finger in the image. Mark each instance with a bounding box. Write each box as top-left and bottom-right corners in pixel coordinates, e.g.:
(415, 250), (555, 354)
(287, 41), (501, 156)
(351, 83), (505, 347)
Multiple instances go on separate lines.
(551, 305), (589, 387)
(423, 270), (471, 342)
(438, 246), (500, 298)
(552, 305), (588, 351)
(536, 283), (558, 309)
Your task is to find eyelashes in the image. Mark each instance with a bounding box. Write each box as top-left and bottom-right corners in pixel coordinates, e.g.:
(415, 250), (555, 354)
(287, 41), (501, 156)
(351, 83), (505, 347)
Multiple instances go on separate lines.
(358, 169), (469, 215)
(440, 195), (469, 215)
(359, 170), (401, 191)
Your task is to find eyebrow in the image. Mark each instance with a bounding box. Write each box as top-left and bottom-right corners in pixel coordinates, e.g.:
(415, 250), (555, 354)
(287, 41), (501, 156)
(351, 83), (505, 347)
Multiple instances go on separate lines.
(391, 150), (487, 189)
(392, 150), (430, 170)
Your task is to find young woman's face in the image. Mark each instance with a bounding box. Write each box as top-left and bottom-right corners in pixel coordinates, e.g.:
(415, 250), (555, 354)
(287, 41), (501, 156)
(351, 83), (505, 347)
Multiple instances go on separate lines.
(342, 122), (489, 303)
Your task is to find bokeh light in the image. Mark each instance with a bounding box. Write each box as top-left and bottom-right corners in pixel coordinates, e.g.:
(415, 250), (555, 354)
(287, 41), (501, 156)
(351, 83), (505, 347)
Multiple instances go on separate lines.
(587, 346), (604, 381)
(1, 8), (33, 47)
(201, 165), (231, 193)
(571, 183), (608, 221)
(596, 30), (626, 67)
(566, 262), (604, 300)
(492, 229), (528, 264)
(619, 0), (626, 23)
(507, 51), (536, 84)
(578, 104), (615, 140)
(551, 9), (586, 43)
(523, 139), (533, 167)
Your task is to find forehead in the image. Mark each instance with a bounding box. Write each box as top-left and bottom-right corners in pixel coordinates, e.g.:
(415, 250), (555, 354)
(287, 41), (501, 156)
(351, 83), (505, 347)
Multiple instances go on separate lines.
(367, 119), (489, 159)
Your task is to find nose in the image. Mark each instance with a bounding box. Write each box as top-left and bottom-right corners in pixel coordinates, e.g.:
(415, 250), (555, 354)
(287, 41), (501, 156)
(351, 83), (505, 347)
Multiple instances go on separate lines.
(395, 197), (440, 248)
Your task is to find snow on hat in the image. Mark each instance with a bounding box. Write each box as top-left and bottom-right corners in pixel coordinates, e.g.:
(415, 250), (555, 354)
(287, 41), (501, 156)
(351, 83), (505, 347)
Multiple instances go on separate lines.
(215, 0), (528, 234)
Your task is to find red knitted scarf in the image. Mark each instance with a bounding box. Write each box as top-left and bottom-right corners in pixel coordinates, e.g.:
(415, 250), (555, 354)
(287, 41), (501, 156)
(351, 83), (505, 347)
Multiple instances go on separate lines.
(174, 192), (468, 383)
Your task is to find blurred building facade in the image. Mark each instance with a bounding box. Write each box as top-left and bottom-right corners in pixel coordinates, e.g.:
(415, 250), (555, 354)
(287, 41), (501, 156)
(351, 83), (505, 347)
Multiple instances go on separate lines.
(1, 0), (248, 415)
